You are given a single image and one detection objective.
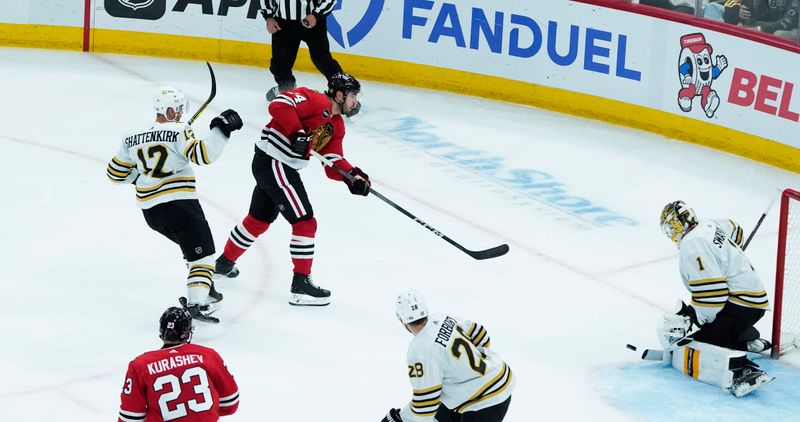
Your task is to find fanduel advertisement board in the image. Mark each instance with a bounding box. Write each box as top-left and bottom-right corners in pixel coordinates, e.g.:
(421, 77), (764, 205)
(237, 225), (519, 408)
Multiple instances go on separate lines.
(92, 0), (650, 106)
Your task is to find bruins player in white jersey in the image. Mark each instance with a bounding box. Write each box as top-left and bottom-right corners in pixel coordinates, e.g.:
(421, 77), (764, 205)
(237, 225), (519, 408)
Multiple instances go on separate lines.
(382, 290), (514, 422)
(657, 200), (774, 396)
(106, 86), (242, 323)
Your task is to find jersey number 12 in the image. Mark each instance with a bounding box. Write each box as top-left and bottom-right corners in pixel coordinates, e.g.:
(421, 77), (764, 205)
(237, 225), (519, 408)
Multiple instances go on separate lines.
(137, 145), (174, 178)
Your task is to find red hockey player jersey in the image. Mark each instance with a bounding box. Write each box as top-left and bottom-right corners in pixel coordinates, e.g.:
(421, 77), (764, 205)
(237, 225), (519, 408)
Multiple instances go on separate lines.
(256, 87), (355, 178)
(118, 343), (239, 422)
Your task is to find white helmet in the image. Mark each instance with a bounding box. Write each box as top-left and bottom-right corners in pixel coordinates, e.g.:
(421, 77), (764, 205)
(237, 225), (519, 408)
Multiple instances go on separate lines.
(153, 86), (188, 117)
(395, 289), (429, 324)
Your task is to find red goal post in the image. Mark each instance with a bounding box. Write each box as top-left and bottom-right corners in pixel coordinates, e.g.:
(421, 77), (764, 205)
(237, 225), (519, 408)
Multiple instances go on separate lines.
(773, 189), (800, 359)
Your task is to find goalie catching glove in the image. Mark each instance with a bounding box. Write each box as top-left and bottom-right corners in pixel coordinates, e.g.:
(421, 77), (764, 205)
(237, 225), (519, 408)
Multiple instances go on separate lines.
(209, 109), (243, 138)
(658, 313), (692, 350)
(381, 408), (402, 422)
(346, 167), (371, 196)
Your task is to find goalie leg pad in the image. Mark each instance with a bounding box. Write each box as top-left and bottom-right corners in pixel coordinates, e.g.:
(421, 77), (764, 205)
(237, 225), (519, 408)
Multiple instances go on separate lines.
(670, 341), (745, 389)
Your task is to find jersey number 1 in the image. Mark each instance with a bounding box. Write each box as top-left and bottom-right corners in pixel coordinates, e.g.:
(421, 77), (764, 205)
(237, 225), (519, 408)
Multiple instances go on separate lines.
(137, 145), (173, 178)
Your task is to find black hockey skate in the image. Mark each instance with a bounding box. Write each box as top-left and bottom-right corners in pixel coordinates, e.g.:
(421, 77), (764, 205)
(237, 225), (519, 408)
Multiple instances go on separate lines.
(179, 297), (220, 324)
(214, 255), (239, 279)
(729, 361), (774, 397)
(289, 273), (331, 306)
(266, 82), (297, 101)
(208, 281), (223, 304)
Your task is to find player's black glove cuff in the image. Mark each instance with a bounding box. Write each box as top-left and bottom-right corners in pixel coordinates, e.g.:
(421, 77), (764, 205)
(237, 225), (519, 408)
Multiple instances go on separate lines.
(381, 408), (402, 422)
(210, 109), (243, 138)
(289, 131), (311, 156)
(346, 167), (370, 196)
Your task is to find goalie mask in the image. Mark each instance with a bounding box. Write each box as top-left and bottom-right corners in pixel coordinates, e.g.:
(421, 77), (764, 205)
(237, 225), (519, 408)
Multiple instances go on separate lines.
(660, 200), (698, 244)
(159, 306), (194, 343)
(153, 86), (188, 119)
(395, 289), (429, 324)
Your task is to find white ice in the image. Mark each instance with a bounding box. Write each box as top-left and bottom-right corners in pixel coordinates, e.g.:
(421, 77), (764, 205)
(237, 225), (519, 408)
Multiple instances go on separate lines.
(1, 47), (799, 421)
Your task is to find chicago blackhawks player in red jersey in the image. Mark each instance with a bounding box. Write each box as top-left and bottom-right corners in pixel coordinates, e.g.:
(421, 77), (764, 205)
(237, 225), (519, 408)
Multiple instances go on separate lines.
(118, 307), (239, 422)
(214, 72), (369, 306)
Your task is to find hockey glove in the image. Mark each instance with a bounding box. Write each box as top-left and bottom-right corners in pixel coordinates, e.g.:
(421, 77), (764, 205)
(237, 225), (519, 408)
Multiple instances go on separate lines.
(381, 408), (402, 422)
(289, 130), (312, 156)
(346, 167), (371, 196)
(675, 300), (699, 328)
(210, 109), (243, 138)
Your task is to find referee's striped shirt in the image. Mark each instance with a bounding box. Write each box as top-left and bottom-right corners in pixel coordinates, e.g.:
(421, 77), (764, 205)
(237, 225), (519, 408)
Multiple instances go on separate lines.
(261, 0), (337, 20)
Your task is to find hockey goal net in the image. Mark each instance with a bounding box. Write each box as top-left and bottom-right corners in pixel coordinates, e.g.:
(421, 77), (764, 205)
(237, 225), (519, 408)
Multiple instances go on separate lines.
(773, 189), (800, 358)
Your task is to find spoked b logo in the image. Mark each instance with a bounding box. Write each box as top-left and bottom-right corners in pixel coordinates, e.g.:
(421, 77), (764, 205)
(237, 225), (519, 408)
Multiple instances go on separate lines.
(105, 0), (166, 20)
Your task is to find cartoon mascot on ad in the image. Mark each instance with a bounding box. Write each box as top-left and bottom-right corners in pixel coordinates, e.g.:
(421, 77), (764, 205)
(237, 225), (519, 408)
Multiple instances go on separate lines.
(678, 33), (728, 118)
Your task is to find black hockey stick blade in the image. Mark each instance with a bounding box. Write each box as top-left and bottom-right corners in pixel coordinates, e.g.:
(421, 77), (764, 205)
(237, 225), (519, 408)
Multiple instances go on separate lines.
(188, 62), (217, 125)
(466, 243), (509, 260)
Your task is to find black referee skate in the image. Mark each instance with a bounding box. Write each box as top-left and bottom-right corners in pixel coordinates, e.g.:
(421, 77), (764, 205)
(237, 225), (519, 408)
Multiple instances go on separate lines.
(266, 82), (297, 101)
(289, 273), (331, 307)
(214, 255), (239, 279)
(179, 297), (220, 324)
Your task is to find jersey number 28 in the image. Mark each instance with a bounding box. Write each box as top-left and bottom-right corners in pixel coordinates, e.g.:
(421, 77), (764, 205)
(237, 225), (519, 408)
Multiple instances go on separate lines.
(154, 366), (213, 421)
(452, 327), (487, 375)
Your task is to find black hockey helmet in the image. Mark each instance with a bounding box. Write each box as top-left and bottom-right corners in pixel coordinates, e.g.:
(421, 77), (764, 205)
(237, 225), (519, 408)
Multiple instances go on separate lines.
(326, 72), (361, 96)
(159, 306), (194, 343)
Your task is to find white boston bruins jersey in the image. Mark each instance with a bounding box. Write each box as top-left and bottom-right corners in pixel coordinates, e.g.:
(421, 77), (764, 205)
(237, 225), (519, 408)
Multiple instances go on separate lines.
(400, 314), (514, 421)
(106, 122), (229, 209)
(678, 219), (768, 325)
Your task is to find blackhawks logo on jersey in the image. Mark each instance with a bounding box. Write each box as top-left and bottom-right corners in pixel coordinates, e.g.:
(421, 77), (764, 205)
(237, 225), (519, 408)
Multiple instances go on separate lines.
(310, 123), (333, 152)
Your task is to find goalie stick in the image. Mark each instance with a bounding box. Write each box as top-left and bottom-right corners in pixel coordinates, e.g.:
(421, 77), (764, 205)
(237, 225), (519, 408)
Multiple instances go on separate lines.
(188, 62), (217, 125)
(309, 150), (509, 260)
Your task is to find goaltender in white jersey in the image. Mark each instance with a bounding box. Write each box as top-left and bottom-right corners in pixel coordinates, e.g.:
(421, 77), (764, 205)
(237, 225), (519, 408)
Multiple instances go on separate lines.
(657, 201), (773, 397)
(382, 290), (514, 422)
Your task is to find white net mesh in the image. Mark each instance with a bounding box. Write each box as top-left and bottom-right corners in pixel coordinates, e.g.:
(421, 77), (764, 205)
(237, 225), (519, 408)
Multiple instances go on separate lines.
(778, 194), (800, 354)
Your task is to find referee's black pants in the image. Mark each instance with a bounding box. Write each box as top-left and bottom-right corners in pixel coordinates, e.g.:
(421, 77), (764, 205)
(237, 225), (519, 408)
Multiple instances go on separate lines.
(270, 15), (342, 88)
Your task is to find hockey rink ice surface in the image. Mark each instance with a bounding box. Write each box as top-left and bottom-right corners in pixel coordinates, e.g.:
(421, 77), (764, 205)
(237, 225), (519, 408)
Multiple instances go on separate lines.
(3, 47), (800, 421)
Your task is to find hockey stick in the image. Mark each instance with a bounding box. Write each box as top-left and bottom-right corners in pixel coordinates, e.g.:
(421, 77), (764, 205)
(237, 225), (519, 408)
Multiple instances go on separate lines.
(310, 150), (510, 260)
(742, 189), (781, 251)
(188, 62), (217, 125)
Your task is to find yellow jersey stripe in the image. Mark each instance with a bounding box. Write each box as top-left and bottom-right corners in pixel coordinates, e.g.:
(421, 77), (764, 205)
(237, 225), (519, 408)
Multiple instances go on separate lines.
(691, 300), (725, 308)
(107, 166), (131, 178)
(729, 290), (767, 298)
(136, 187), (196, 201)
(457, 364), (512, 413)
(135, 177), (196, 193)
(473, 327), (488, 346)
(411, 397), (441, 407)
(112, 156), (135, 168)
(728, 297), (769, 308)
(413, 385), (442, 395)
(198, 140), (211, 164)
(688, 277), (727, 286)
(691, 289), (729, 298)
